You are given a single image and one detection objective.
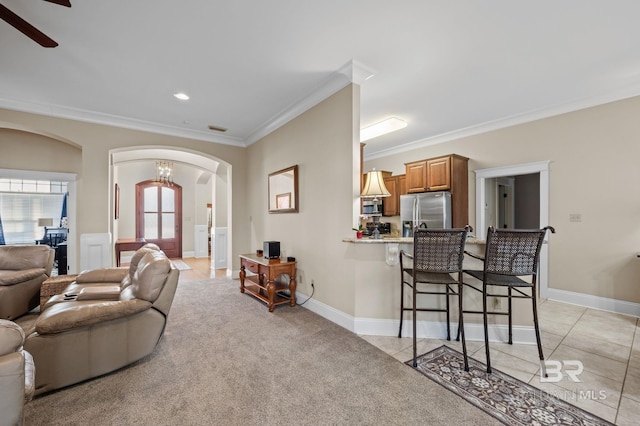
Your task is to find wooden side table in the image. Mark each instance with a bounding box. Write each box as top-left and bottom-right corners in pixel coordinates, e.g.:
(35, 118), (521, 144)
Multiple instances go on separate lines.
(239, 254), (296, 312)
(114, 238), (147, 266)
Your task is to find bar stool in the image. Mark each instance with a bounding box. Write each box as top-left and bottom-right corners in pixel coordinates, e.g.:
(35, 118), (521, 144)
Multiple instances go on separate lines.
(399, 227), (469, 369)
(463, 226), (554, 373)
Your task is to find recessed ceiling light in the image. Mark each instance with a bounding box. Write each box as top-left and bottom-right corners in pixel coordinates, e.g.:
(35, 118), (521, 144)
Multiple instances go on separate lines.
(360, 117), (407, 142)
(173, 92), (189, 101)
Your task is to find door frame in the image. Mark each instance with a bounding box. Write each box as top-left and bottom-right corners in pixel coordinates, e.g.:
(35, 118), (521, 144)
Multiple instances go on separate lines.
(475, 161), (551, 298)
(135, 180), (182, 258)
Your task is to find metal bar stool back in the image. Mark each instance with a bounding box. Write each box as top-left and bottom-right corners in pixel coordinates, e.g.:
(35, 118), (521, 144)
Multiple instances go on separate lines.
(463, 226), (555, 373)
(399, 227), (470, 369)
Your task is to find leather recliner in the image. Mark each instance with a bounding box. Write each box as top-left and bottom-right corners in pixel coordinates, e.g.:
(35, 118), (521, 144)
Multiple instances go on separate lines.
(41, 243), (161, 310)
(0, 245), (55, 320)
(23, 248), (179, 395)
(0, 319), (35, 426)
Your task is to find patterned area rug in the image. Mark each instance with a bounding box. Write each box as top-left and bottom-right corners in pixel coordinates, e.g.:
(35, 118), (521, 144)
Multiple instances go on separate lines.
(171, 260), (192, 271)
(408, 346), (613, 426)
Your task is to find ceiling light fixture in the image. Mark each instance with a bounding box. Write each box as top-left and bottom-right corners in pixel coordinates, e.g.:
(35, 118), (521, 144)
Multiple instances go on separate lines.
(156, 161), (174, 185)
(360, 117), (407, 142)
(208, 125), (228, 132)
(173, 92), (189, 101)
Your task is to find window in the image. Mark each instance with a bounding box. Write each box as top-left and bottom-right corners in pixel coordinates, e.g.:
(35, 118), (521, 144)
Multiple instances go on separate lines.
(0, 179), (68, 244)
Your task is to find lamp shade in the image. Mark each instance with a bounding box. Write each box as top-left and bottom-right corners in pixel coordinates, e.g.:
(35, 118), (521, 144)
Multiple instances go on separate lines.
(361, 170), (391, 198)
(38, 218), (54, 227)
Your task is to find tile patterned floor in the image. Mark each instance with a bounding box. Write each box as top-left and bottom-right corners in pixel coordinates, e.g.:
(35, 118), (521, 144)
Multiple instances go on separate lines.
(360, 299), (640, 425)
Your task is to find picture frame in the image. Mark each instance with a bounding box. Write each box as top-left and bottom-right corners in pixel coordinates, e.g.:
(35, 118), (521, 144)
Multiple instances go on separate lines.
(268, 165), (298, 213)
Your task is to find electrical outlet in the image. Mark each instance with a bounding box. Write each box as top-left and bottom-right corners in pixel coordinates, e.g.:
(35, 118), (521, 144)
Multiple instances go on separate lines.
(569, 213), (582, 222)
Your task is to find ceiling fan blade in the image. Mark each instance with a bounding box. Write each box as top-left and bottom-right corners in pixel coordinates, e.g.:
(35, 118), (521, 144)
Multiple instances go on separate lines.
(0, 4), (58, 47)
(43, 0), (71, 7)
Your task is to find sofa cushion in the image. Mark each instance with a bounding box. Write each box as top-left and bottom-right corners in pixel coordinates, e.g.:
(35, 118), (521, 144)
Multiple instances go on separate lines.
(75, 268), (128, 285)
(35, 299), (152, 334)
(0, 319), (25, 355)
(0, 268), (46, 286)
(0, 245), (53, 271)
(121, 244), (161, 289)
(121, 251), (171, 303)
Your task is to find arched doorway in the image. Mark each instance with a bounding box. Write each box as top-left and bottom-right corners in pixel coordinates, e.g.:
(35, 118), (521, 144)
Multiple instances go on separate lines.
(111, 146), (232, 272)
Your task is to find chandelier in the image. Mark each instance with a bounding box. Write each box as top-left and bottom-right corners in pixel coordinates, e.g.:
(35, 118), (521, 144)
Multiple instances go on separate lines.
(156, 161), (173, 185)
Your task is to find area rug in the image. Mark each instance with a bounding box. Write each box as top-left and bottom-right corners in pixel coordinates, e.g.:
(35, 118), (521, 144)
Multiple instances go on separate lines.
(408, 346), (614, 426)
(170, 259), (191, 270)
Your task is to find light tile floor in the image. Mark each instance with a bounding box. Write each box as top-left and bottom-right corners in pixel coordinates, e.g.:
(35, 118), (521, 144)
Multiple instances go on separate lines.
(360, 299), (640, 425)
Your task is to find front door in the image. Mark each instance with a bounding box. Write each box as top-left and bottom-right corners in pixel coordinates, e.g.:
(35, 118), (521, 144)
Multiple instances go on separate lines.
(135, 180), (182, 258)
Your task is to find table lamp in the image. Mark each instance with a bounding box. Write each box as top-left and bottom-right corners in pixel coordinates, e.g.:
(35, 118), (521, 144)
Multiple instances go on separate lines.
(360, 169), (391, 239)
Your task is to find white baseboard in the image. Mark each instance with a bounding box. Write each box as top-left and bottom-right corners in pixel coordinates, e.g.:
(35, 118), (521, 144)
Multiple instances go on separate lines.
(296, 294), (356, 333)
(547, 288), (640, 317)
(293, 289), (640, 345)
(296, 291), (537, 344)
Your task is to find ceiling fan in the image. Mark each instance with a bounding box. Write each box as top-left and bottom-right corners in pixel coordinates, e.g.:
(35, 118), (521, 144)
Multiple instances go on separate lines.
(0, 0), (71, 48)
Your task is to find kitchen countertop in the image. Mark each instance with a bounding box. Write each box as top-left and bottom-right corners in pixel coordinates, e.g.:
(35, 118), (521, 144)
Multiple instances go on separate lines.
(343, 236), (485, 244)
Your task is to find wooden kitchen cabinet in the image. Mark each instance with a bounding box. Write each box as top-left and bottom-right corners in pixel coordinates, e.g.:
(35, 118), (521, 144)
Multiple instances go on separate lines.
(404, 154), (469, 227)
(426, 156), (452, 191)
(405, 160), (428, 193)
(382, 174), (405, 216)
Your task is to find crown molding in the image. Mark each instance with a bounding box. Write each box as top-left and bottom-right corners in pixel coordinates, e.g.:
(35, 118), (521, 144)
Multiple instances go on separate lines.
(245, 60), (375, 145)
(1, 60), (375, 150)
(365, 84), (640, 161)
(0, 97), (245, 147)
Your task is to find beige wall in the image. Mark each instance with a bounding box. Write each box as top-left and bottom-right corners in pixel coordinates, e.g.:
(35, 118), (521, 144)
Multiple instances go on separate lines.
(0, 128), (82, 174)
(247, 85), (360, 315)
(0, 108), (248, 271)
(366, 95), (640, 304)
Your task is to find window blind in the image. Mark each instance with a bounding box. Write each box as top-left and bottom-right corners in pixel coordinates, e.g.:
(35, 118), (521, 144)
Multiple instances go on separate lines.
(0, 192), (65, 244)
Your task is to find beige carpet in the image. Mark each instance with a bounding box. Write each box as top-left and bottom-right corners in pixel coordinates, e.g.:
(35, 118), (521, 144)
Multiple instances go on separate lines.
(22, 277), (501, 425)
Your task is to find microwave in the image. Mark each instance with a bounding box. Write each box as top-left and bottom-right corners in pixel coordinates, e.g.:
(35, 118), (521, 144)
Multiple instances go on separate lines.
(362, 201), (380, 215)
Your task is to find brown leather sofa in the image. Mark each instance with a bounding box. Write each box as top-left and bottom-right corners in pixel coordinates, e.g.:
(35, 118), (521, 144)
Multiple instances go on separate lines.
(0, 319), (35, 426)
(23, 248), (179, 395)
(0, 245), (55, 320)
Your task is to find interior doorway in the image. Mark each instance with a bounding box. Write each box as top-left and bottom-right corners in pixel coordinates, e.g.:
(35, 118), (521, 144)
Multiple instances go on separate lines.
(475, 161), (551, 297)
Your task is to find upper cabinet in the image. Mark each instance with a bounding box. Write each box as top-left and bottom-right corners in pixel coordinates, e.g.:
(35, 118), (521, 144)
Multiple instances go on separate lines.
(404, 154), (469, 227)
(405, 160), (428, 193)
(426, 156), (452, 191)
(382, 174), (406, 216)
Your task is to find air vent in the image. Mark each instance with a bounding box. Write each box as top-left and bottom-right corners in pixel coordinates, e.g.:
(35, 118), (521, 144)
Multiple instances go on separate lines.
(208, 125), (228, 133)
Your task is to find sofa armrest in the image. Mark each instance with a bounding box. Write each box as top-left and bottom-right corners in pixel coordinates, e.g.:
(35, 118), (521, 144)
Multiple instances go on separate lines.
(35, 299), (152, 334)
(0, 268), (46, 286)
(75, 268), (128, 284)
(75, 285), (121, 301)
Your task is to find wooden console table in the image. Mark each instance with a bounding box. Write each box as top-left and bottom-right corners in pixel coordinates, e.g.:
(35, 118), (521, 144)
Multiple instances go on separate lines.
(239, 254), (296, 312)
(115, 238), (147, 266)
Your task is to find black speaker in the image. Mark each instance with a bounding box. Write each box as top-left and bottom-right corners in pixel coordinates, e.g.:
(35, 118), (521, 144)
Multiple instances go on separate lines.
(263, 241), (280, 259)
